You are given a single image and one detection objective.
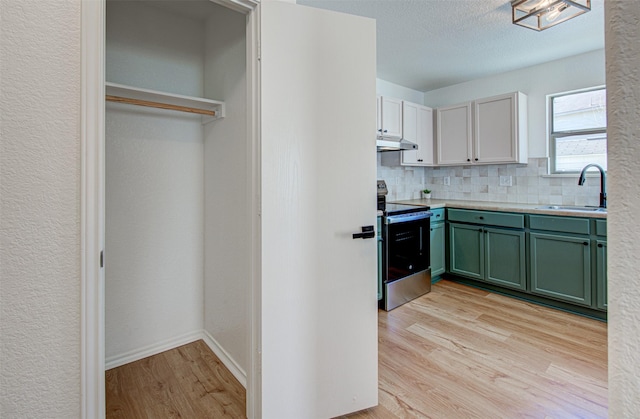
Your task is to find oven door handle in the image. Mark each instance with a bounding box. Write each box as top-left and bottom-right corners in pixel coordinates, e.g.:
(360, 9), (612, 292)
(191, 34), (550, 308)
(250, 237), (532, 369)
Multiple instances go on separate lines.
(352, 225), (375, 239)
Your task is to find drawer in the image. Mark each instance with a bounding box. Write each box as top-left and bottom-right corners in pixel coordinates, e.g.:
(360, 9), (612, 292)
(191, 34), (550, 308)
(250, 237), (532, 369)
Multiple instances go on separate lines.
(529, 214), (590, 235)
(430, 208), (445, 223)
(595, 219), (607, 237)
(447, 208), (524, 229)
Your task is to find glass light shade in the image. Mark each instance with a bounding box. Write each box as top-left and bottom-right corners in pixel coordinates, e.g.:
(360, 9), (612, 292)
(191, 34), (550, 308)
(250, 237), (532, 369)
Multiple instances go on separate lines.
(512, 0), (591, 31)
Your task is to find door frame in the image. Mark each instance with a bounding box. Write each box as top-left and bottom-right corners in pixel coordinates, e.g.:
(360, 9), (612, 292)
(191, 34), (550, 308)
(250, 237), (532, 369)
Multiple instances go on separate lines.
(80, 0), (261, 417)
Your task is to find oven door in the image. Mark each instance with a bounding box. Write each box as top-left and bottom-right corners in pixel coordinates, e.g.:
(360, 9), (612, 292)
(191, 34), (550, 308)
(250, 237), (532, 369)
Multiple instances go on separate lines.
(382, 213), (432, 310)
(384, 214), (431, 283)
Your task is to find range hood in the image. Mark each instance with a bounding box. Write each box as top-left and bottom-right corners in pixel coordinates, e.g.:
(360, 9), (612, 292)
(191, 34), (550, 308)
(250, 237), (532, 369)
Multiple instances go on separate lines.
(376, 137), (419, 152)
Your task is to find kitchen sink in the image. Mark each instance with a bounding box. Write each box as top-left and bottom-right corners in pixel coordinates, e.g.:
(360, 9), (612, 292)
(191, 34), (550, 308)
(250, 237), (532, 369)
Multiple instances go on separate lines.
(536, 205), (607, 213)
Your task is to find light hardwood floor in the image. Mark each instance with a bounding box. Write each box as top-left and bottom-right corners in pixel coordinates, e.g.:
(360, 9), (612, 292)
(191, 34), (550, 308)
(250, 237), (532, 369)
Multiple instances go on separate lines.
(344, 279), (607, 418)
(106, 339), (245, 418)
(106, 279), (607, 418)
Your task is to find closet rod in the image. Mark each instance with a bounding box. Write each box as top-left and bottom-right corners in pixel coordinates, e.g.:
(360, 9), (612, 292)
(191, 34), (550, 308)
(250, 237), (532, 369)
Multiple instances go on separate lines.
(106, 95), (217, 117)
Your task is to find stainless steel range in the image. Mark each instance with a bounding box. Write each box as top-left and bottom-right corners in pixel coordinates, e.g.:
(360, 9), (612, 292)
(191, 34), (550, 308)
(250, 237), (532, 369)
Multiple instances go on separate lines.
(378, 180), (432, 311)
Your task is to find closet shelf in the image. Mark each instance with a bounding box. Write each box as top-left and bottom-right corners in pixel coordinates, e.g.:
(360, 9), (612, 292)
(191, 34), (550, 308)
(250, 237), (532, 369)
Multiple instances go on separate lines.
(105, 82), (225, 124)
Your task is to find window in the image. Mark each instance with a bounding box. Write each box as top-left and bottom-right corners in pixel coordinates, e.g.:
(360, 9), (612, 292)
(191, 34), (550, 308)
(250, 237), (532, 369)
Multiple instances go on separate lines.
(549, 87), (607, 174)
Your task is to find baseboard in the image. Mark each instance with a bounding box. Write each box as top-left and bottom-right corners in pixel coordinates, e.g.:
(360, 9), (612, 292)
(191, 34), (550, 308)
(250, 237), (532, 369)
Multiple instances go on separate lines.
(201, 330), (247, 388)
(105, 330), (202, 370)
(105, 329), (248, 389)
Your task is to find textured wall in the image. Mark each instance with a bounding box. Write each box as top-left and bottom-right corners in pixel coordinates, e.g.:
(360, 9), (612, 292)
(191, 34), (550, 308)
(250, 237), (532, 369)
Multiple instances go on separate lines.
(0, 0), (81, 417)
(605, 0), (640, 416)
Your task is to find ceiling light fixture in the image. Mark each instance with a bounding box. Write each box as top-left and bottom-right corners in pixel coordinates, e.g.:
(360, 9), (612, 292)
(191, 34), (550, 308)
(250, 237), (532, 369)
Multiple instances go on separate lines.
(511, 0), (591, 31)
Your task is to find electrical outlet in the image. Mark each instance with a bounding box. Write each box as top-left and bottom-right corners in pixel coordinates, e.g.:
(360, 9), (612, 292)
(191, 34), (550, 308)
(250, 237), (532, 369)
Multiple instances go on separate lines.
(499, 175), (512, 186)
(443, 176), (450, 186)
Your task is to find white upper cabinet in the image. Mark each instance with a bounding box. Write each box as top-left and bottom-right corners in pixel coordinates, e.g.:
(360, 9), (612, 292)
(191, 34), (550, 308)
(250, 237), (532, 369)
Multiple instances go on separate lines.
(377, 96), (403, 138)
(436, 102), (473, 165)
(402, 102), (435, 166)
(474, 92), (528, 164)
(436, 92), (527, 165)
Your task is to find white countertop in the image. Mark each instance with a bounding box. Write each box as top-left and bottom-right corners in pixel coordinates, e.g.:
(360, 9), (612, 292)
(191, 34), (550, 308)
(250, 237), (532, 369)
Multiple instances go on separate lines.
(393, 198), (607, 219)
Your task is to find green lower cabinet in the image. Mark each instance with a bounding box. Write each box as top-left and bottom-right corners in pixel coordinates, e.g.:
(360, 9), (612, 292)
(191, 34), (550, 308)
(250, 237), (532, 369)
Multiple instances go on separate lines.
(449, 222), (484, 280)
(430, 222), (446, 278)
(529, 231), (592, 306)
(485, 227), (526, 291)
(596, 239), (607, 310)
(448, 221), (526, 290)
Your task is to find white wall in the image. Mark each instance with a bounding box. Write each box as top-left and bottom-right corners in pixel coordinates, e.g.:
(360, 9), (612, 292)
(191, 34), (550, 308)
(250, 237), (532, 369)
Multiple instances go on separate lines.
(203, 5), (249, 377)
(105, 1), (205, 364)
(423, 50), (605, 158)
(0, 1), (81, 417)
(606, 0), (640, 415)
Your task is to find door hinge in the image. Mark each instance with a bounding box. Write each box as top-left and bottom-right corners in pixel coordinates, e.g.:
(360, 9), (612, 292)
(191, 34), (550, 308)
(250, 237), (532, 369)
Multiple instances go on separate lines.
(100, 250), (104, 268)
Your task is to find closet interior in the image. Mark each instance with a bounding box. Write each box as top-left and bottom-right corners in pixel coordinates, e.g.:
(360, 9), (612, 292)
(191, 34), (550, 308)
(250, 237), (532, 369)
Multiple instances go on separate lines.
(104, 0), (250, 387)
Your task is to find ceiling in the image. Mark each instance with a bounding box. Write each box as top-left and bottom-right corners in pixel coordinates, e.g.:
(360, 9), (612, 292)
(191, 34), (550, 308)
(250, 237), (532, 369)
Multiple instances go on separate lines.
(297, 0), (605, 92)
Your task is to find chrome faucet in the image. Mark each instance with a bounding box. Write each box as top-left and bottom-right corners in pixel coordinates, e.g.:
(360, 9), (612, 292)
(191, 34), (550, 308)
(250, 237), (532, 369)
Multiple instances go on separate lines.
(578, 163), (607, 208)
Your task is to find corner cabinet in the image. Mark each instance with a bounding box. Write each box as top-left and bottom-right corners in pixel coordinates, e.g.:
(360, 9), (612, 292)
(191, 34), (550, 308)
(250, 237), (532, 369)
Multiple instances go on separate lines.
(401, 102), (435, 166)
(436, 92), (528, 166)
(528, 215), (592, 307)
(448, 209), (526, 291)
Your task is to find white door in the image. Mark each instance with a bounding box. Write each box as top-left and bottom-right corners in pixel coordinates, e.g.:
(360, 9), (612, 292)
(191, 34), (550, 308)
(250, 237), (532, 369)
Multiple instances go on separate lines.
(260, 2), (378, 418)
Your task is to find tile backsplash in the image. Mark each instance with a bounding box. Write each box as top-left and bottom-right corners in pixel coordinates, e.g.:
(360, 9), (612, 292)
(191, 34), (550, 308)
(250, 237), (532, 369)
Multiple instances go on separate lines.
(378, 155), (603, 207)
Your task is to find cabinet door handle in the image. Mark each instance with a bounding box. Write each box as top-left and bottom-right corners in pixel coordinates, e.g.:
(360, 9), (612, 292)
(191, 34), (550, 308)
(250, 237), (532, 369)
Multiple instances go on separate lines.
(383, 129), (388, 133)
(598, 243), (604, 248)
(583, 242), (589, 246)
(377, 129), (382, 132)
(475, 158), (479, 161)
(478, 216), (484, 220)
(436, 214), (441, 218)
(430, 228), (433, 231)
(418, 159), (423, 162)
(467, 158), (471, 162)
(478, 228), (483, 232)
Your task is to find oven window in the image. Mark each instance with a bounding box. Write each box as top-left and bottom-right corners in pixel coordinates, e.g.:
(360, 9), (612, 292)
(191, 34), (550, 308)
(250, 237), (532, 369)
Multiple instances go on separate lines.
(385, 219), (429, 282)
